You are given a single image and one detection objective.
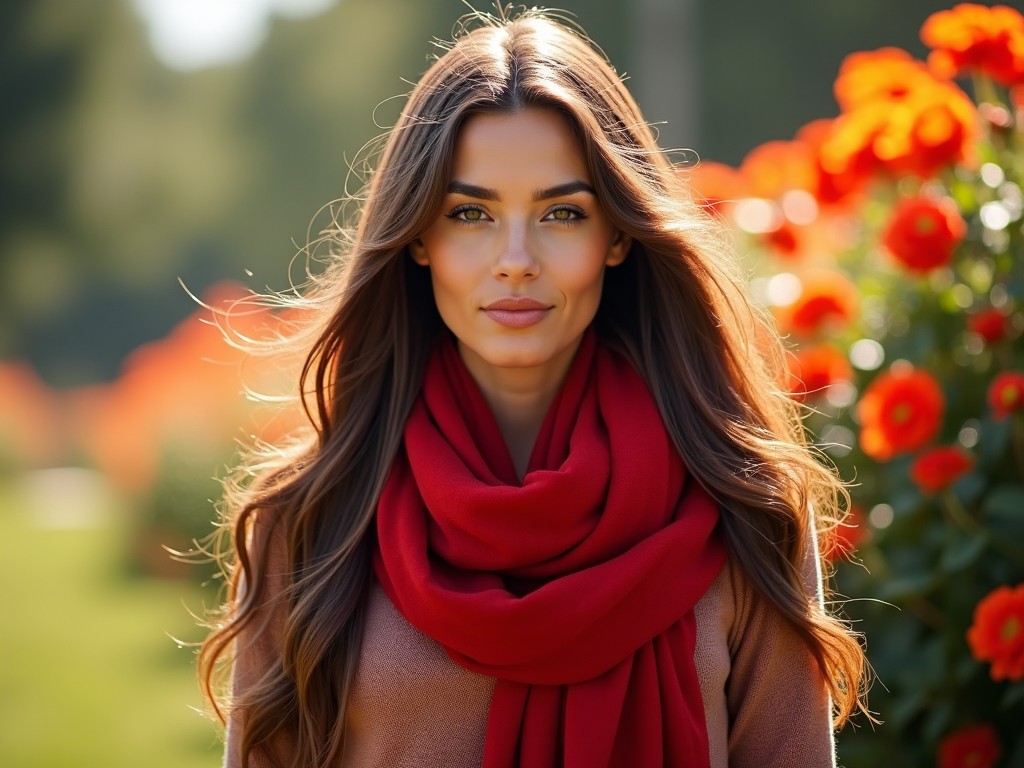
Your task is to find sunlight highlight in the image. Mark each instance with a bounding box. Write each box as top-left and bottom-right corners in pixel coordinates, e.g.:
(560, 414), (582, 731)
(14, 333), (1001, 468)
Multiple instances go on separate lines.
(131, 0), (337, 71)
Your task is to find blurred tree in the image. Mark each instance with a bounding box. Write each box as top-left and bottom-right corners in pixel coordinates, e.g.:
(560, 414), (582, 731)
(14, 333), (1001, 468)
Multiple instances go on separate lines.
(0, 1), (93, 378)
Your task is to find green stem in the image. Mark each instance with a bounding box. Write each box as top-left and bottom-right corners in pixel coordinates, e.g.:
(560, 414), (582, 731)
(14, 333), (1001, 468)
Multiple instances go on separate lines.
(971, 73), (1002, 109)
(942, 490), (979, 533)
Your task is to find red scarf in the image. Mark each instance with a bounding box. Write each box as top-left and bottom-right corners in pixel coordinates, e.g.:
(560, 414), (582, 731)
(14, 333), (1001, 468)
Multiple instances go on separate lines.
(374, 330), (727, 767)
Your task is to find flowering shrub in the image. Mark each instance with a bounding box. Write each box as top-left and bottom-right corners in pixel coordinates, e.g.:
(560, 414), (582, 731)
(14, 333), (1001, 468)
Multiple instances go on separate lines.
(0, 283), (302, 576)
(74, 283), (305, 575)
(690, 4), (1024, 765)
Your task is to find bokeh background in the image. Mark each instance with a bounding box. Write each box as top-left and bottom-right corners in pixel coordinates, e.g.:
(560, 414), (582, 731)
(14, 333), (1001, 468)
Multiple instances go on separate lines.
(2, 1), (1019, 766)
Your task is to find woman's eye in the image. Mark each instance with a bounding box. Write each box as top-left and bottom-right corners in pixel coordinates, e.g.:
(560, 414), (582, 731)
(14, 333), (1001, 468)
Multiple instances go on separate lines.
(543, 206), (587, 223)
(447, 205), (491, 223)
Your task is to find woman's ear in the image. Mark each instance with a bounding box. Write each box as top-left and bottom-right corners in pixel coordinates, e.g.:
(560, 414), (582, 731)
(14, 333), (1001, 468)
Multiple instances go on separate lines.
(409, 239), (429, 266)
(605, 230), (632, 267)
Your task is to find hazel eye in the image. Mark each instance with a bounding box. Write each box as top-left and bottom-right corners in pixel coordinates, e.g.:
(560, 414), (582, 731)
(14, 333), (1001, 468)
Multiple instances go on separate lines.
(543, 205), (587, 224)
(447, 205), (491, 223)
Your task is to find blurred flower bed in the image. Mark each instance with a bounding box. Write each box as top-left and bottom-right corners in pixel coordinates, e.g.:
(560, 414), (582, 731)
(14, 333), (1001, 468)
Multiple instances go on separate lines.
(0, 283), (303, 578)
(2, 3), (1023, 764)
(688, 4), (1024, 765)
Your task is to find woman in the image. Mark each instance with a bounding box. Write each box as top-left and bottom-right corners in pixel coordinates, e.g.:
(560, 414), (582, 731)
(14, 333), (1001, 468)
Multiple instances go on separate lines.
(200, 8), (868, 767)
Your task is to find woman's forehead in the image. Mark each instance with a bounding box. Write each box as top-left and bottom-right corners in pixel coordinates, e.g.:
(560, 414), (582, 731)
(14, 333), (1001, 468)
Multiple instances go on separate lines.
(449, 108), (590, 190)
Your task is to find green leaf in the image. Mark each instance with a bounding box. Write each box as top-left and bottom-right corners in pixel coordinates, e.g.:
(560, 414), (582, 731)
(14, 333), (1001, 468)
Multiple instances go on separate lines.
(982, 486), (1024, 518)
(948, 177), (977, 212)
(952, 472), (986, 506)
(1006, 733), (1024, 768)
(886, 687), (928, 730)
(940, 531), (987, 572)
(978, 417), (1011, 464)
(982, 486), (1024, 542)
(1003, 681), (1024, 708)
(921, 699), (954, 744)
(877, 573), (937, 601)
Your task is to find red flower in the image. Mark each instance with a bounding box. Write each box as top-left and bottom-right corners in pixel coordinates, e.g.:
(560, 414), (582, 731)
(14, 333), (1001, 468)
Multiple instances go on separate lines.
(858, 365), (945, 461)
(823, 505), (867, 561)
(797, 119), (871, 206)
(910, 446), (974, 494)
(922, 3), (1024, 86)
(1013, 83), (1024, 109)
(968, 307), (1009, 343)
(938, 723), (1002, 768)
(777, 271), (858, 337)
(788, 344), (853, 401)
(987, 370), (1024, 419)
(759, 221), (803, 258)
(881, 195), (967, 273)
(967, 584), (1024, 682)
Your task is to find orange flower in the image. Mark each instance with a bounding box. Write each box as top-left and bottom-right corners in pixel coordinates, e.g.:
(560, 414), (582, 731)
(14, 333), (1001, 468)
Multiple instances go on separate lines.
(740, 140), (819, 200)
(881, 195), (967, 273)
(835, 48), (936, 110)
(788, 344), (853, 401)
(922, 3), (1024, 86)
(938, 723), (1002, 768)
(821, 48), (978, 180)
(777, 271), (858, 337)
(858, 365), (945, 461)
(910, 446), (974, 494)
(968, 307), (1010, 343)
(966, 584), (1024, 682)
(987, 370), (1024, 419)
(683, 160), (747, 212)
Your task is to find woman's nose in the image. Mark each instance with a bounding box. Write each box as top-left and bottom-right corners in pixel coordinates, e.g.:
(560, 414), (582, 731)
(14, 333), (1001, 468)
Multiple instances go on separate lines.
(492, 223), (539, 280)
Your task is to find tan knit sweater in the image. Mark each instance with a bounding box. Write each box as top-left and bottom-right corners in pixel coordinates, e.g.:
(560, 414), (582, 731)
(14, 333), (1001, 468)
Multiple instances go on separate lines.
(225, 533), (837, 768)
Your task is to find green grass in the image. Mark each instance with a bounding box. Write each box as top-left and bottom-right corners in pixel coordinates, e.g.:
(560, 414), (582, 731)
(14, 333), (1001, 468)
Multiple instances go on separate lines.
(0, 476), (222, 768)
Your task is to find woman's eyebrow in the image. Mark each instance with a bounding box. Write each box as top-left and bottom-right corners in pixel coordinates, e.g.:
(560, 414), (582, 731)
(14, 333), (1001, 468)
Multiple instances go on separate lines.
(533, 181), (595, 200)
(447, 181), (499, 200)
(446, 180), (596, 201)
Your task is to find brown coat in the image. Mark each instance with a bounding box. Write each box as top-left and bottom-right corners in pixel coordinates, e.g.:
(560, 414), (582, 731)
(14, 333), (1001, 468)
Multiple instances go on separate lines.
(225, 530), (836, 768)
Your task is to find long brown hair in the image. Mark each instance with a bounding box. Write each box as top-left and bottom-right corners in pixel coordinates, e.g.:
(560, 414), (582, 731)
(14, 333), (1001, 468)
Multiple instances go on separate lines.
(199, 8), (869, 766)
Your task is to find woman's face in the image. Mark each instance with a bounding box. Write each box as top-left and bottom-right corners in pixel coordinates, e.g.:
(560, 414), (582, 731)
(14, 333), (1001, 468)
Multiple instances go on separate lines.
(411, 107), (630, 392)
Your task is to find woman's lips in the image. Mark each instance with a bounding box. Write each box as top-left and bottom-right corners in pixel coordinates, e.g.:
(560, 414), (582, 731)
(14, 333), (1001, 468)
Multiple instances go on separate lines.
(482, 297), (552, 328)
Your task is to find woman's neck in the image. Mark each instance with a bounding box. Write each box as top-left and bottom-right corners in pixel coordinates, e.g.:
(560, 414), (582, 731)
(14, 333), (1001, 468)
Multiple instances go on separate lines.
(457, 343), (579, 481)
(484, 385), (555, 481)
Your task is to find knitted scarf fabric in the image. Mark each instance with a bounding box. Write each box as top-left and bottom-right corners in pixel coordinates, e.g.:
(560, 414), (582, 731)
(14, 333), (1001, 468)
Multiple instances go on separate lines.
(374, 330), (727, 767)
